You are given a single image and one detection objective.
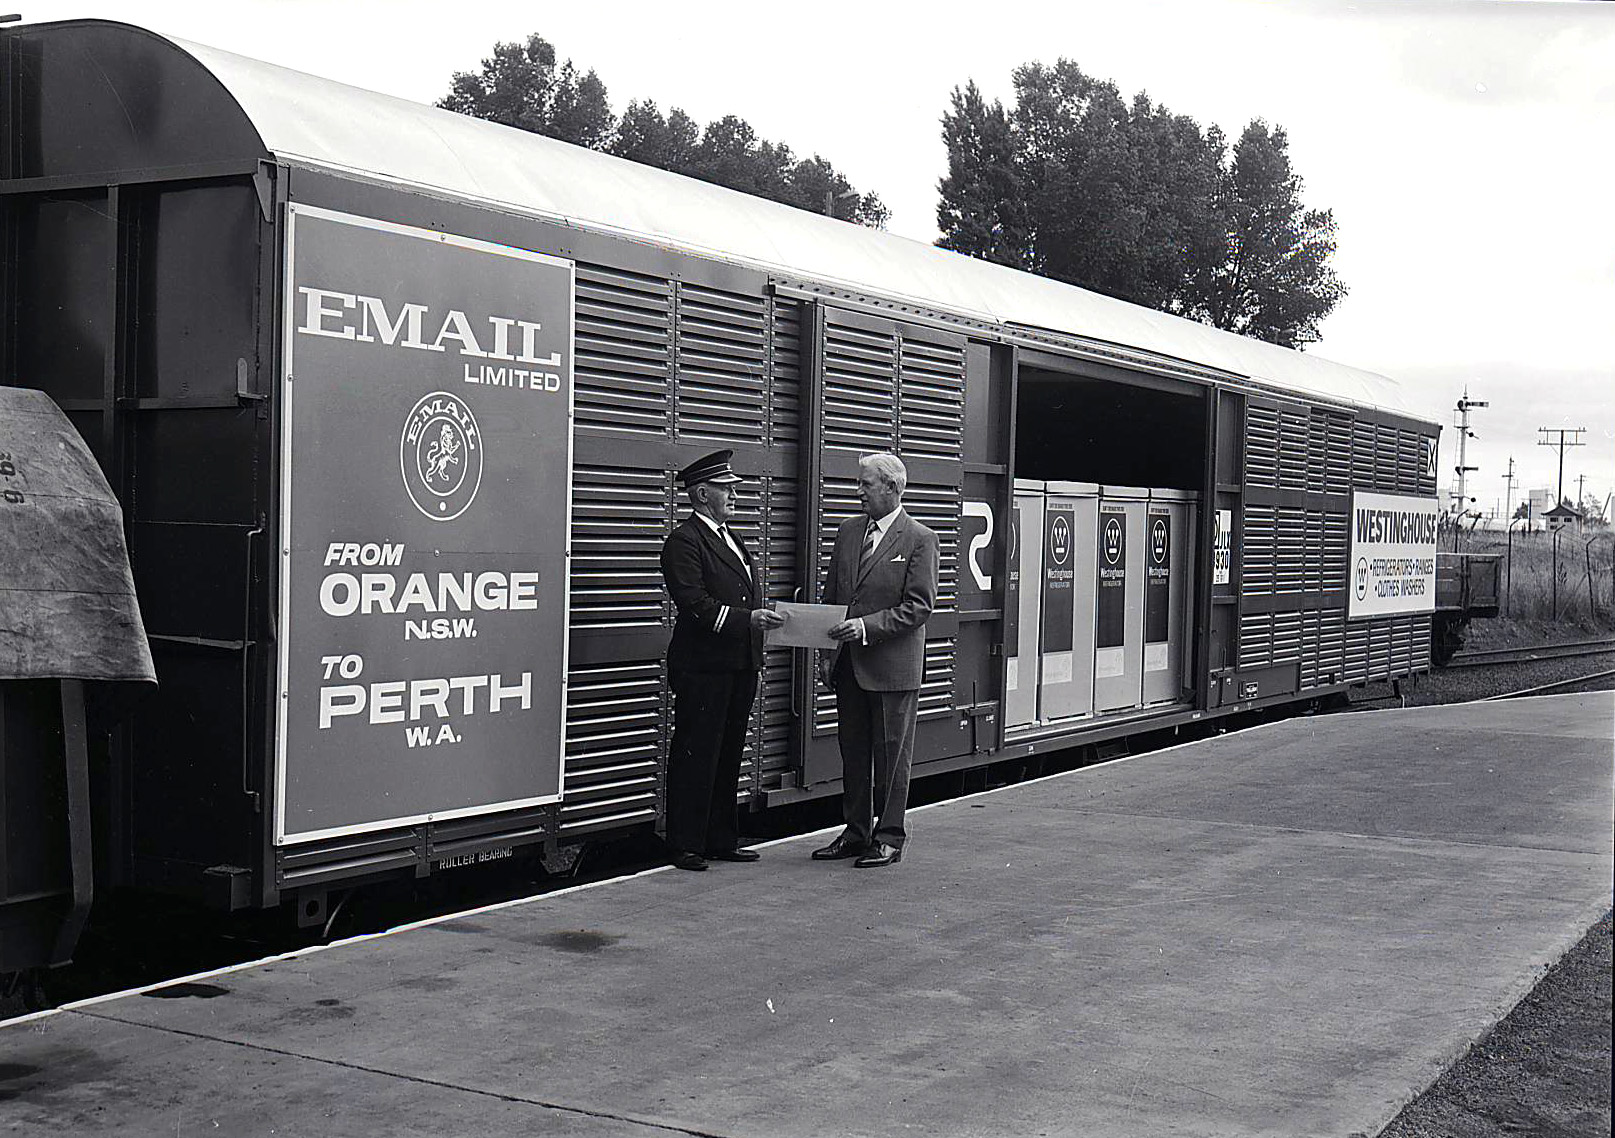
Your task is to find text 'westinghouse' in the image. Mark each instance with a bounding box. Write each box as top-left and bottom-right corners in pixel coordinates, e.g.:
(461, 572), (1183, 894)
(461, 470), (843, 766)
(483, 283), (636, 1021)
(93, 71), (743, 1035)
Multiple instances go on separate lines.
(1354, 507), (1437, 545)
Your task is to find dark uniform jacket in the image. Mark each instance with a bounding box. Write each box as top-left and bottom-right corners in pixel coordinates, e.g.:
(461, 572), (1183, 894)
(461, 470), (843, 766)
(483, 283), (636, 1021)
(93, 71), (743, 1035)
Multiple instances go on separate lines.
(661, 515), (765, 672)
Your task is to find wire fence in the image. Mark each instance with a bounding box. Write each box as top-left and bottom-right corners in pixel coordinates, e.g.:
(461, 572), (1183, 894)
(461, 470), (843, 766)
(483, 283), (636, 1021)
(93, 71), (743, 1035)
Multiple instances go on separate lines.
(1449, 526), (1615, 625)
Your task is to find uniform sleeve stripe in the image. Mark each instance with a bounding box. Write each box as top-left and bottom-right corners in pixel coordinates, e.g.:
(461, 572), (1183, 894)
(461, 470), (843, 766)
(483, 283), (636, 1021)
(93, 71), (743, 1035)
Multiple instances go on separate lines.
(714, 605), (730, 633)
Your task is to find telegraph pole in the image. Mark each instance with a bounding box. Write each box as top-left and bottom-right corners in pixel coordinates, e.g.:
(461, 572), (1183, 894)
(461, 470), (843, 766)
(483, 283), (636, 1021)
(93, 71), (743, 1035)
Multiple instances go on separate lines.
(1502, 456), (1516, 524)
(1537, 426), (1586, 618)
(1537, 427), (1585, 509)
(823, 188), (859, 217)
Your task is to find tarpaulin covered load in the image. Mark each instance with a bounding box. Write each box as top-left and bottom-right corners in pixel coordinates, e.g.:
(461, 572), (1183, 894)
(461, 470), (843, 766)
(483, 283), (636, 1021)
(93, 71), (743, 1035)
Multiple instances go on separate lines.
(0, 388), (155, 682)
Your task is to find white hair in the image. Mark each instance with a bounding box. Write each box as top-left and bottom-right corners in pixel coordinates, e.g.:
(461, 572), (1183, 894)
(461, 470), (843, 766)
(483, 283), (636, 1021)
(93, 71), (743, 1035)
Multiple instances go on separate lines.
(859, 452), (907, 496)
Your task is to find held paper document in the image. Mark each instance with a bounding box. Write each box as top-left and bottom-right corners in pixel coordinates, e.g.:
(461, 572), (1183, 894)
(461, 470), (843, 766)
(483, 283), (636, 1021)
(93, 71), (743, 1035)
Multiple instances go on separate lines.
(765, 602), (848, 649)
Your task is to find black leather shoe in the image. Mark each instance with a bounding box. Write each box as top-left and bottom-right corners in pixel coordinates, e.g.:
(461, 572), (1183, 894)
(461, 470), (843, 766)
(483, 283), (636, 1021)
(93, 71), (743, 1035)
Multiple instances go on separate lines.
(671, 851), (708, 871)
(706, 848), (760, 862)
(854, 842), (902, 868)
(811, 835), (868, 861)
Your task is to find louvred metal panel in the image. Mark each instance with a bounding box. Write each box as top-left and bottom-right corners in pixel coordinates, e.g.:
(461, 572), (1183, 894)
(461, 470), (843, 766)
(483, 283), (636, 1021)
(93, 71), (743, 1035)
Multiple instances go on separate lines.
(560, 661), (663, 835)
(674, 283), (768, 444)
(822, 320), (898, 454)
(1245, 405), (1279, 488)
(575, 265), (672, 436)
(898, 337), (965, 459)
(743, 473), (798, 790)
(570, 465), (672, 629)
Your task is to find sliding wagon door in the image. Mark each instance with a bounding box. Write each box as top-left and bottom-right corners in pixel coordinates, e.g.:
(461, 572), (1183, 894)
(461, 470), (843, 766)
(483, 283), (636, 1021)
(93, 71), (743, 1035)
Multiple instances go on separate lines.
(797, 306), (967, 785)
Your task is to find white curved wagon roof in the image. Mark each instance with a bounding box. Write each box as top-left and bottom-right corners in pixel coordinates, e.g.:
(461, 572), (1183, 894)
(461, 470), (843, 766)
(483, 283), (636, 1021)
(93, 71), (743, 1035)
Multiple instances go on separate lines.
(168, 31), (1418, 420)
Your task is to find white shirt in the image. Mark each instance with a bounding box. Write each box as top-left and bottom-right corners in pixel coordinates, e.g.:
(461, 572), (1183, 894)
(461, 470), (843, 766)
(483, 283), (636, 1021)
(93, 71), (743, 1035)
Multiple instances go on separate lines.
(694, 511), (745, 564)
(862, 506), (902, 553)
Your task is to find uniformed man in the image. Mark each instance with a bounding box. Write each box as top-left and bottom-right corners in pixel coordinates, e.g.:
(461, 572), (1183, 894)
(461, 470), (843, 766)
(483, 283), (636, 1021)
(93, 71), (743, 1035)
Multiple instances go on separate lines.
(659, 449), (784, 871)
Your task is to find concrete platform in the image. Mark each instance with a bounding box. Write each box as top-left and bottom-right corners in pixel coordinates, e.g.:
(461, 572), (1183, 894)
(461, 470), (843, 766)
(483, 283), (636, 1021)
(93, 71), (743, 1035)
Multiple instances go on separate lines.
(3, 692), (1610, 1137)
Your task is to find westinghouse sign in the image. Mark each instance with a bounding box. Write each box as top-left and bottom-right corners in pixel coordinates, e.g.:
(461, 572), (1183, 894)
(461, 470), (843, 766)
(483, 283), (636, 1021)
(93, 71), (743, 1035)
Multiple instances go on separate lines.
(1347, 491), (1438, 619)
(275, 206), (574, 844)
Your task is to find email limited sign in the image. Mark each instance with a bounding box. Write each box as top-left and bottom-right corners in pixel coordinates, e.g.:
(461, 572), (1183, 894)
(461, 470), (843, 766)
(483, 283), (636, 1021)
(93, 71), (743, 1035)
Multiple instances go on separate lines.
(276, 206), (575, 844)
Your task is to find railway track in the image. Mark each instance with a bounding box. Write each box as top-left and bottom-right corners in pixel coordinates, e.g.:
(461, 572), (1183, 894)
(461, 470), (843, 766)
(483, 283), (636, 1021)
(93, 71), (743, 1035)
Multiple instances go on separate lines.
(1446, 637), (1615, 669)
(1343, 634), (1615, 711)
(1486, 669), (1615, 701)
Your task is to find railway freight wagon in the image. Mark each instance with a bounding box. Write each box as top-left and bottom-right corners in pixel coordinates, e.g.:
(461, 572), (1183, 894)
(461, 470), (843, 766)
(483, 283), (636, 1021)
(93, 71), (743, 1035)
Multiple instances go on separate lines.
(0, 21), (1442, 924)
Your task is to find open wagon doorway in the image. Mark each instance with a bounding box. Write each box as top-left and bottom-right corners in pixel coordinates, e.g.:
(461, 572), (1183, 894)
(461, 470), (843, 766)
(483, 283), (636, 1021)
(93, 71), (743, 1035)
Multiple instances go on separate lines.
(1004, 356), (1210, 737)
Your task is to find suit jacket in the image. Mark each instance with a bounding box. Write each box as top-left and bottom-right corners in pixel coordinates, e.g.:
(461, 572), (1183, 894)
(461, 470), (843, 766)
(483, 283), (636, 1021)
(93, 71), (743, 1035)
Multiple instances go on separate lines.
(823, 508), (938, 691)
(661, 516), (765, 672)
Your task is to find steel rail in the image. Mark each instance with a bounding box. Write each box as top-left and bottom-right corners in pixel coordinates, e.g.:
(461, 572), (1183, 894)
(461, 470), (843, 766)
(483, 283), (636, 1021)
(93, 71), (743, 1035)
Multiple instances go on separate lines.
(1447, 638), (1615, 669)
(1483, 669), (1615, 701)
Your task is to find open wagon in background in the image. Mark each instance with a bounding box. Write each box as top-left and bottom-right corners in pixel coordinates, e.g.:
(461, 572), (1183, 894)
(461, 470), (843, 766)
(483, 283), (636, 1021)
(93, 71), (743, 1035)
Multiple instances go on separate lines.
(1432, 552), (1503, 664)
(0, 19), (1442, 927)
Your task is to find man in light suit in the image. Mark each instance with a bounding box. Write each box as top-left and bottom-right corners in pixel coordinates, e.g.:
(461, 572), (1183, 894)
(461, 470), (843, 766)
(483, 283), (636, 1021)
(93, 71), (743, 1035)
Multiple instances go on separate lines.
(660, 449), (784, 871)
(811, 452), (938, 868)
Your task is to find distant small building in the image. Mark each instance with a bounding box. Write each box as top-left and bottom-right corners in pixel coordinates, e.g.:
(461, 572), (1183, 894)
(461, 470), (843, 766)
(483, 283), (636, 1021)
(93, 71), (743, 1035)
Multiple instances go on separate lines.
(1543, 503), (1582, 533)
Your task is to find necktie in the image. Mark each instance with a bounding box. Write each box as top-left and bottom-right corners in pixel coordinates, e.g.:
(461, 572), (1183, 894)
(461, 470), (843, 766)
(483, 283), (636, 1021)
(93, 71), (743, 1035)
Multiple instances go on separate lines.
(859, 518), (879, 572)
(719, 524), (741, 561)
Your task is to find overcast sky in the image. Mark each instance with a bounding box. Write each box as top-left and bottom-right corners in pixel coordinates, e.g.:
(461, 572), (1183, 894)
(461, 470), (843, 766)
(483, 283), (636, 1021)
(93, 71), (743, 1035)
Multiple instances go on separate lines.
(22, 0), (1615, 516)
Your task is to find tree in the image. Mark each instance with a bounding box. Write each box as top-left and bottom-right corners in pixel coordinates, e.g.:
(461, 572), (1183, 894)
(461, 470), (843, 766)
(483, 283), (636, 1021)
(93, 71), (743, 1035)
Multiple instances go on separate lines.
(687, 116), (788, 201)
(440, 35), (887, 227)
(1128, 96), (1227, 317)
(438, 34), (612, 150)
(611, 100), (699, 172)
(1010, 62), (1142, 298)
(547, 62), (614, 151)
(1204, 122), (1344, 347)
(787, 155), (890, 227)
(936, 81), (1029, 268)
(936, 60), (1345, 349)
